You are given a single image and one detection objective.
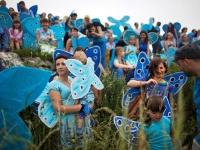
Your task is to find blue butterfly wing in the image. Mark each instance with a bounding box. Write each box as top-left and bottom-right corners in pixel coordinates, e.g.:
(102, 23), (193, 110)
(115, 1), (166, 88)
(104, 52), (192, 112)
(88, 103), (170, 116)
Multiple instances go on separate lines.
(95, 67), (101, 77)
(77, 37), (90, 49)
(174, 22), (181, 32)
(91, 74), (104, 90)
(21, 17), (40, 37)
(163, 96), (171, 118)
(0, 67), (51, 150)
(141, 24), (152, 32)
(74, 18), (84, 30)
(162, 24), (168, 33)
(166, 47), (176, 66)
(119, 16), (130, 23)
(85, 46), (101, 71)
(29, 5), (38, 17)
(19, 13), (33, 21)
(0, 11), (13, 29)
(71, 37), (78, 49)
(164, 72), (188, 95)
(23, 33), (37, 48)
(113, 116), (140, 144)
(107, 16), (118, 24)
(148, 32), (159, 45)
(134, 52), (150, 81)
(121, 88), (140, 108)
(109, 25), (121, 40)
(50, 24), (65, 40)
(91, 18), (101, 23)
(0, 67), (51, 112)
(38, 97), (58, 128)
(123, 30), (138, 44)
(0, 110), (32, 150)
(64, 59), (87, 77)
(71, 75), (91, 99)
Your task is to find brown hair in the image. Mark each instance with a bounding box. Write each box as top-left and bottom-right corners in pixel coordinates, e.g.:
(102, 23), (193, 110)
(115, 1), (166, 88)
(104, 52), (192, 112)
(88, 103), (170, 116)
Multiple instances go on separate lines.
(146, 95), (165, 113)
(12, 20), (22, 32)
(144, 95), (165, 124)
(149, 57), (168, 78)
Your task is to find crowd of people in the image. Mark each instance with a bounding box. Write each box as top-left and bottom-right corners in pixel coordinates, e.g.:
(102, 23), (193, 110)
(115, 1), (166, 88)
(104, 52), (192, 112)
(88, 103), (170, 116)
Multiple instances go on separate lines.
(1, 0), (200, 149)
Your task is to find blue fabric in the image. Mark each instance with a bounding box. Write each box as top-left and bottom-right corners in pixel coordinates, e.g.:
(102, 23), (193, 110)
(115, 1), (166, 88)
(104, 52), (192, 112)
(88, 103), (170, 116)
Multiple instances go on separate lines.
(194, 77), (200, 131)
(93, 38), (107, 68)
(125, 45), (138, 66)
(139, 41), (148, 54)
(37, 80), (73, 128)
(0, 67), (51, 150)
(0, 25), (9, 50)
(143, 116), (173, 150)
(0, 67), (51, 112)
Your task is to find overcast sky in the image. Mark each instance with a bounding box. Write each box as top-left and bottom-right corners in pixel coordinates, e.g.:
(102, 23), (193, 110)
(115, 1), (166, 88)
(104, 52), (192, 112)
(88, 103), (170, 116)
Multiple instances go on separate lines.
(7, 0), (200, 31)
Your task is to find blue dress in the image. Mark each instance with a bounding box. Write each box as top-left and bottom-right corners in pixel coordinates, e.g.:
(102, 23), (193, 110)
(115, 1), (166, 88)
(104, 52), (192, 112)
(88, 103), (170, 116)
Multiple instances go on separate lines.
(125, 45), (138, 66)
(143, 116), (174, 150)
(139, 41), (148, 54)
(37, 80), (92, 147)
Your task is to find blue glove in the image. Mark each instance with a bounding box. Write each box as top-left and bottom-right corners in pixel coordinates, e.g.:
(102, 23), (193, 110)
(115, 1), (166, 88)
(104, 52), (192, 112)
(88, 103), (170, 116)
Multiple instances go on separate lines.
(79, 103), (91, 118)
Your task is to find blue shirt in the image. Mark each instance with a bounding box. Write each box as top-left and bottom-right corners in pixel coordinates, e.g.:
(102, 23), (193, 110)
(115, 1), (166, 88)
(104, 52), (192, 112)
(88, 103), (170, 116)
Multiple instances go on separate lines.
(143, 116), (174, 150)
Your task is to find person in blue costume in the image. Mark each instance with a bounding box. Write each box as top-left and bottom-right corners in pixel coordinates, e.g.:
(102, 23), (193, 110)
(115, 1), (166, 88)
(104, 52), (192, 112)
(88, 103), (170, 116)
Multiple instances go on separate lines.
(139, 31), (151, 56)
(17, 1), (34, 17)
(71, 47), (98, 145)
(37, 53), (92, 148)
(127, 57), (172, 118)
(36, 18), (57, 47)
(113, 46), (134, 79)
(174, 40), (200, 150)
(0, 0), (8, 13)
(141, 95), (174, 150)
(124, 35), (139, 67)
(86, 22), (107, 68)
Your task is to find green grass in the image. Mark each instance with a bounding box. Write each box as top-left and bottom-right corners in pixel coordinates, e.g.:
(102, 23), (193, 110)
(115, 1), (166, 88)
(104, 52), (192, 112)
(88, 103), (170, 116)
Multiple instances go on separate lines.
(9, 50), (197, 150)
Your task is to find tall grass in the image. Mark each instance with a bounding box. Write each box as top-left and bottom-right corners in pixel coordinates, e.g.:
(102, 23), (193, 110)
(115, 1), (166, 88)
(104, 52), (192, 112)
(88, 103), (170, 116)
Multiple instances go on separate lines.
(9, 51), (196, 149)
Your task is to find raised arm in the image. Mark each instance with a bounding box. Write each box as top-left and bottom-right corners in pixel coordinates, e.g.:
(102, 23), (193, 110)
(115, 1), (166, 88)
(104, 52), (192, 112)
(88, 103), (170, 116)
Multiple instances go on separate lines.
(127, 78), (158, 87)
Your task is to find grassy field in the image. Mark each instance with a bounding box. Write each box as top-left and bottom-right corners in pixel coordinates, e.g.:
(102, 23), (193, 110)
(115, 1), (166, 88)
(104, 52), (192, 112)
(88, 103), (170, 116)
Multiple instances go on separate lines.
(9, 49), (197, 149)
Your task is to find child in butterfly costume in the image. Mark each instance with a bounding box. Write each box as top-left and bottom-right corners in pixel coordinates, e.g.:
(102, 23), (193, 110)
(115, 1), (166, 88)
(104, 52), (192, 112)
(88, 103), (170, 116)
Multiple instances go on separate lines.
(114, 95), (174, 149)
(71, 47), (102, 145)
(142, 95), (174, 150)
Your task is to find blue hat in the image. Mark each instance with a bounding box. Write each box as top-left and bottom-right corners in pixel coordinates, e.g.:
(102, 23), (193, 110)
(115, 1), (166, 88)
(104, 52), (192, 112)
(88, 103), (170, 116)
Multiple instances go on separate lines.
(53, 49), (73, 61)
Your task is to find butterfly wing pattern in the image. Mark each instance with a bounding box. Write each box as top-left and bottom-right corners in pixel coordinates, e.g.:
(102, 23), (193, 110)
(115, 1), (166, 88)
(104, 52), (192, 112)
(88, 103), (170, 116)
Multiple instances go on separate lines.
(164, 72), (188, 95)
(148, 32), (159, 45)
(113, 116), (141, 143)
(85, 46), (101, 77)
(121, 88), (141, 108)
(121, 52), (150, 108)
(134, 52), (150, 81)
(0, 67), (51, 150)
(65, 57), (104, 99)
(163, 96), (172, 118)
